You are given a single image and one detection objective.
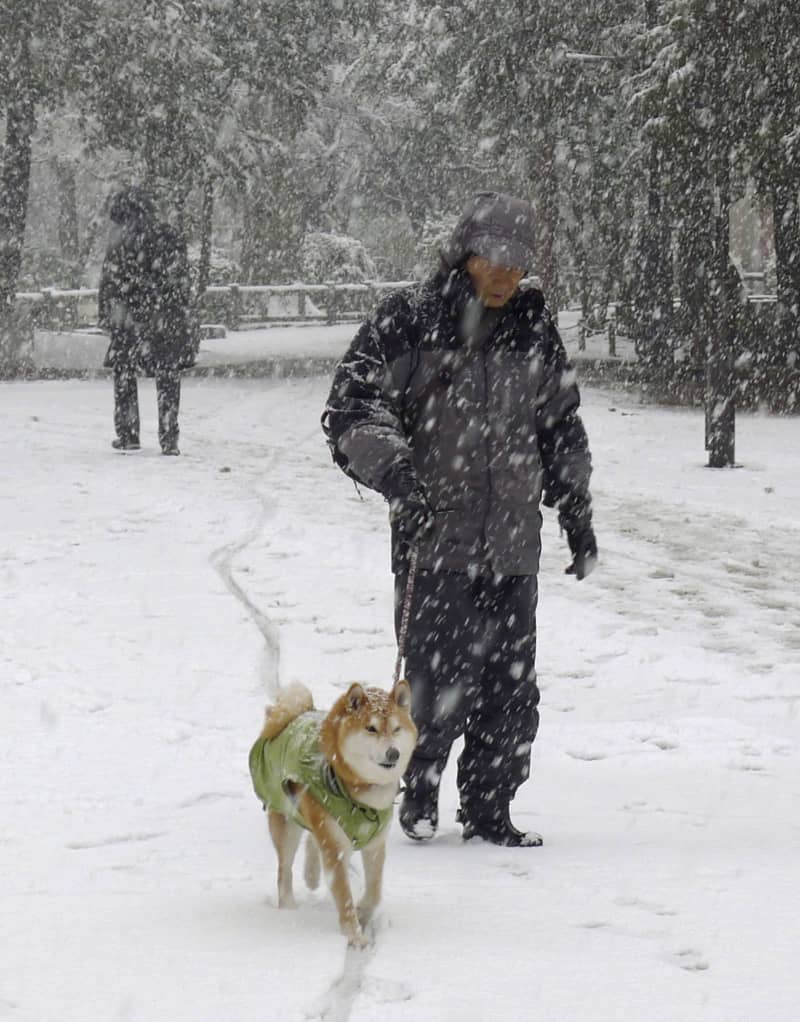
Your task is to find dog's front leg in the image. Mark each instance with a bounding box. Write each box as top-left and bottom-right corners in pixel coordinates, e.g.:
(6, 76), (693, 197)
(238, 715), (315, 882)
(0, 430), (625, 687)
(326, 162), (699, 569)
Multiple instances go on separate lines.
(299, 792), (366, 947)
(357, 833), (386, 929)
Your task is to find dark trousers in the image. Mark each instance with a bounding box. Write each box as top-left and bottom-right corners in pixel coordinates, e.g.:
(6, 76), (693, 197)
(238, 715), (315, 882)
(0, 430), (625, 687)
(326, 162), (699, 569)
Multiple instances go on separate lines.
(394, 569), (540, 813)
(113, 366), (181, 450)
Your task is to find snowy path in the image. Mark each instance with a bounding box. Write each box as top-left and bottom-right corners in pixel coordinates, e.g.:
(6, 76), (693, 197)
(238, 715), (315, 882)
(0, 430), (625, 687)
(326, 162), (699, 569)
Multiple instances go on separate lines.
(1, 374), (799, 1021)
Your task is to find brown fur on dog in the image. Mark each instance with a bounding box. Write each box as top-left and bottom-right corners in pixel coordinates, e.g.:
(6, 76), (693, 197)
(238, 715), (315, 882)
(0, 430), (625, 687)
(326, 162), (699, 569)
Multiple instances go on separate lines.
(260, 681), (314, 741)
(255, 680), (417, 947)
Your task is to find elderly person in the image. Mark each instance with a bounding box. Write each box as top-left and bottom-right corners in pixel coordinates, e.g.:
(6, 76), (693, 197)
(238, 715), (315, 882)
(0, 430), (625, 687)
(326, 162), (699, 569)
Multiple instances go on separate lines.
(322, 192), (597, 847)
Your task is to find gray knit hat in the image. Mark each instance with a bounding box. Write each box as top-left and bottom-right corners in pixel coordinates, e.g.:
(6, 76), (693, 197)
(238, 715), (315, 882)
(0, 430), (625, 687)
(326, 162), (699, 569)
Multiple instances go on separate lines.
(443, 191), (536, 271)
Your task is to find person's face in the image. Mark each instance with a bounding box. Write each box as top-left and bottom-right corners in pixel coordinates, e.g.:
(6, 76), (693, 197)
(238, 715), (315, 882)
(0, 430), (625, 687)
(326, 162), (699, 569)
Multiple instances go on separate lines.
(466, 255), (525, 308)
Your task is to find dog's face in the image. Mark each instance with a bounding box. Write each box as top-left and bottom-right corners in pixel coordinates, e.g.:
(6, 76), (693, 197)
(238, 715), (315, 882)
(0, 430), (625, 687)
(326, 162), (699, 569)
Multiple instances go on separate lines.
(331, 680), (417, 787)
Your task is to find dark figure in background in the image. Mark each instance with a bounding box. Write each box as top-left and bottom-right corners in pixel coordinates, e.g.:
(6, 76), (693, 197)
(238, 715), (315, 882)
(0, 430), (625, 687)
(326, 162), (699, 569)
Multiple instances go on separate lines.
(323, 192), (598, 847)
(98, 187), (197, 455)
(141, 221), (197, 454)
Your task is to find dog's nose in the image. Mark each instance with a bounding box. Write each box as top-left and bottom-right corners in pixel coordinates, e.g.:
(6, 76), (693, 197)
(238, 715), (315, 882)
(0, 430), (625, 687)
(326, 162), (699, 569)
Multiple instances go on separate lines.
(385, 746), (400, 764)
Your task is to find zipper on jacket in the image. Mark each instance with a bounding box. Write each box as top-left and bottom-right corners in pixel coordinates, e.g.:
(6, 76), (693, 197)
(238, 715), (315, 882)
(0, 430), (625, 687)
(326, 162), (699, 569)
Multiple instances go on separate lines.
(480, 348), (493, 554)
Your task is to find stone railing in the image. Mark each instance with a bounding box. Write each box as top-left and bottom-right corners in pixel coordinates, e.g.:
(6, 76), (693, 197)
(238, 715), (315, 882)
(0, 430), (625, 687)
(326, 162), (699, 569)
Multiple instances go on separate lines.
(13, 281), (418, 333)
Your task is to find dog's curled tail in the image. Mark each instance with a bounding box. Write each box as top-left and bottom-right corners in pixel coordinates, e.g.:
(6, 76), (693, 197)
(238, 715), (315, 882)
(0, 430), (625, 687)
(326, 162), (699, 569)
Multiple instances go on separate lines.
(260, 682), (314, 740)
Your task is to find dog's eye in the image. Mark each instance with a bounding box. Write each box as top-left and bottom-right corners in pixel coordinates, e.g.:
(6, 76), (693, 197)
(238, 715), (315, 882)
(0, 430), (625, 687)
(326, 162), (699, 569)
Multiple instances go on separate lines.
(392, 727), (402, 735)
(366, 725), (379, 734)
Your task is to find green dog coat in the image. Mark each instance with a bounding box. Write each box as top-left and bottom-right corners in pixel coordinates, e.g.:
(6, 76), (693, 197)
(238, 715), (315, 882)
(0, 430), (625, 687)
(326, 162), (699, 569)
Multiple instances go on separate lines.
(249, 710), (393, 851)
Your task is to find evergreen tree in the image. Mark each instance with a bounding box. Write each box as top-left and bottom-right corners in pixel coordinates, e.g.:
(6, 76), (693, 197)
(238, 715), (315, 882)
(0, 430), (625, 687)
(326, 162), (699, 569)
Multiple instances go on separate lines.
(738, 0), (800, 409)
(0, 0), (95, 364)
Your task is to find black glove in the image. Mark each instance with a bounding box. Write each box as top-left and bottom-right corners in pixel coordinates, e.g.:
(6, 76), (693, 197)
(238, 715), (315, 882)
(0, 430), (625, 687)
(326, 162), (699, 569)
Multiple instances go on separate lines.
(380, 460), (435, 545)
(563, 522), (598, 580)
(391, 488), (435, 544)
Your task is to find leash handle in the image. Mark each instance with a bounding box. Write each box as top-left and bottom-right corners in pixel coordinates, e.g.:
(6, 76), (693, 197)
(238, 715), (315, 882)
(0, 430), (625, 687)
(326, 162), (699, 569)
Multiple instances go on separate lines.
(393, 544), (419, 685)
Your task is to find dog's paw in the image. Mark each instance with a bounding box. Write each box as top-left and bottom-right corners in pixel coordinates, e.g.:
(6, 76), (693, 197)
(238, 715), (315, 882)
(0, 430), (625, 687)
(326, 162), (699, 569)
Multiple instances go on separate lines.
(347, 929), (370, 950)
(277, 893), (298, 910)
(356, 902), (376, 928)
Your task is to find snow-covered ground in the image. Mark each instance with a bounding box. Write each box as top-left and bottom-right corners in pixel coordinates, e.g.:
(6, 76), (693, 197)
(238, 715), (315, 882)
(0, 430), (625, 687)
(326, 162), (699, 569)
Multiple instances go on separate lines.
(2, 345), (799, 1021)
(29, 321), (359, 372)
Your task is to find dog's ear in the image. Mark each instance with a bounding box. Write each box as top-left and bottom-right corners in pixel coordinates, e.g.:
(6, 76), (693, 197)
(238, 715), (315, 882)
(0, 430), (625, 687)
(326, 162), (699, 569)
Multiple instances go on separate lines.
(345, 683), (366, 712)
(392, 678), (412, 710)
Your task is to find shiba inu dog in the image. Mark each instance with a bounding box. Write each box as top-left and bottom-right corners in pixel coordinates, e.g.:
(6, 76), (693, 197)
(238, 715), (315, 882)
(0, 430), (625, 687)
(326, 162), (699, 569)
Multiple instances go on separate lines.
(249, 679), (417, 947)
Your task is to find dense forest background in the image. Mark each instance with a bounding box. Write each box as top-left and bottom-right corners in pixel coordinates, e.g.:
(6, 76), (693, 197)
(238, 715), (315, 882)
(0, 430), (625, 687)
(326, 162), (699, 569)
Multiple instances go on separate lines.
(2, 0), (799, 408)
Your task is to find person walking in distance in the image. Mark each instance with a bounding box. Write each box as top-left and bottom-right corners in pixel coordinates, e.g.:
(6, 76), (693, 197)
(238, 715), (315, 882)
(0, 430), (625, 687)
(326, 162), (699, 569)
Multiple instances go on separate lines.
(142, 220), (197, 455)
(322, 192), (598, 847)
(98, 186), (196, 455)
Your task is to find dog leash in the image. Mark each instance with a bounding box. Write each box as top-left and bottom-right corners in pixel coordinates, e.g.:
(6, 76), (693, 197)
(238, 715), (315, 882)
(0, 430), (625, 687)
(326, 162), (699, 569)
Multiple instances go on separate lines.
(393, 544), (419, 685)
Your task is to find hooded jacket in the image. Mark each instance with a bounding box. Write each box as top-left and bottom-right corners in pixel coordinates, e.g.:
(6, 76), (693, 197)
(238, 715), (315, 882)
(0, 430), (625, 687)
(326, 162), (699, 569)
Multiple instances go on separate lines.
(141, 222), (197, 373)
(98, 188), (196, 373)
(323, 266), (593, 576)
(98, 189), (155, 365)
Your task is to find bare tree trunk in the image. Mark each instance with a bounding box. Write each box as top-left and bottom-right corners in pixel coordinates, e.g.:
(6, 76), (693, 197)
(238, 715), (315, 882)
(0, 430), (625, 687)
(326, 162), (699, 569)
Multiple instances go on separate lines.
(772, 180), (800, 312)
(770, 178), (800, 410)
(675, 182), (715, 397)
(535, 125), (561, 318)
(0, 95), (36, 306)
(0, 82), (36, 368)
(241, 165), (304, 284)
(706, 164), (736, 465)
(196, 175), (214, 299)
(80, 207), (107, 276)
(54, 157), (81, 287)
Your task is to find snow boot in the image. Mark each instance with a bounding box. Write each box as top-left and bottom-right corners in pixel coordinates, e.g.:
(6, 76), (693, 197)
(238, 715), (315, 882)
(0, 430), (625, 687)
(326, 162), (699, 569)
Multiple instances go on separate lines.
(399, 757), (443, 842)
(458, 803), (543, 848)
(112, 437), (140, 451)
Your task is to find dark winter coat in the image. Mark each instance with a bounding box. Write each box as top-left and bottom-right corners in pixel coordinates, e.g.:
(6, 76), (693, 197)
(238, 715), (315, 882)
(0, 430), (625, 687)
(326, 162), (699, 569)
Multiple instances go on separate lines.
(99, 192), (196, 374)
(98, 205), (154, 370)
(141, 222), (198, 374)
(323, 266), (593, 576)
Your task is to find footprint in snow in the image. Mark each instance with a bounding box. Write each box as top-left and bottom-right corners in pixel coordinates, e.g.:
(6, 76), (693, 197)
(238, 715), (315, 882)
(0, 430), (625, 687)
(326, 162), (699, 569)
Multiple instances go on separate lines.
(672, 948), (710, 972)
(614, 895), (678, 918)
(361, 977), (416, 1006)
(566, 748), (608, 761)
(726, 759), (766, 773)
(640, 735), (680, 751)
